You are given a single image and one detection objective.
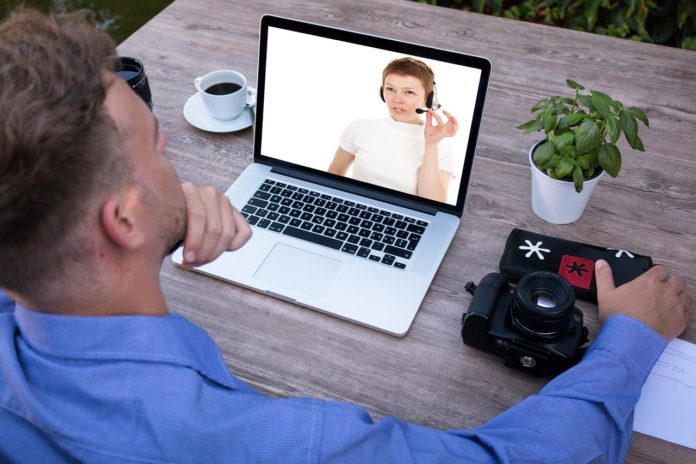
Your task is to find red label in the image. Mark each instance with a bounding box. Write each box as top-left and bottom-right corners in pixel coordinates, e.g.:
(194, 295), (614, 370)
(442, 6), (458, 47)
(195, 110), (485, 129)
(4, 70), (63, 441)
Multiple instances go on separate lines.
(558, 255), (594, 289)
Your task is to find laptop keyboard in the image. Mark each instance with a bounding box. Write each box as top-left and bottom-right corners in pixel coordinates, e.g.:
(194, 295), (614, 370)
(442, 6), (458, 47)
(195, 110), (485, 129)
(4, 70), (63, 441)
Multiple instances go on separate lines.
(239, 179), (429, 270)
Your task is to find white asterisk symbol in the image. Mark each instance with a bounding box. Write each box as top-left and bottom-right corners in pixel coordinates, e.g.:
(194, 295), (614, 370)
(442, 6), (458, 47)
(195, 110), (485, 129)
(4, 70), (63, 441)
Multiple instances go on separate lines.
(519, 240), (551, 260)
(607, 248), (635, 258)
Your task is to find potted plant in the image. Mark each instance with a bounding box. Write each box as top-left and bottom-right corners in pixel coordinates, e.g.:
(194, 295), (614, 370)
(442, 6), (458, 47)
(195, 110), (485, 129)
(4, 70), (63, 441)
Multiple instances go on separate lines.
(516, 79), (649, 224)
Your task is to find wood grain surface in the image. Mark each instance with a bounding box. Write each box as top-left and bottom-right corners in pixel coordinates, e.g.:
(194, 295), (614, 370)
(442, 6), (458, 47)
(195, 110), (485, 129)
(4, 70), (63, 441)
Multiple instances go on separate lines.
(118, 0), (696, 462)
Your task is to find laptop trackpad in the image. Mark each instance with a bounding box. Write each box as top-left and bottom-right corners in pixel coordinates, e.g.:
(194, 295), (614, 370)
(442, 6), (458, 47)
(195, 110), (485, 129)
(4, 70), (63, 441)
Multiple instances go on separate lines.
(254, 244), (341, 298)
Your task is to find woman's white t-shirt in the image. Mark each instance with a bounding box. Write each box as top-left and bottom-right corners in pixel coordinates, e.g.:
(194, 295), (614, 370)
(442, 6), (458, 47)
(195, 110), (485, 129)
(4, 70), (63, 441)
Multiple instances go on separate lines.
(339, 117), (457, 195)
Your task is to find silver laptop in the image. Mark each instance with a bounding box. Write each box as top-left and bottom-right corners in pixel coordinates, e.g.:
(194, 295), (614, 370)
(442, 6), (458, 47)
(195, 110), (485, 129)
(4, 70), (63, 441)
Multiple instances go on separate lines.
(173, 15), (490, 336)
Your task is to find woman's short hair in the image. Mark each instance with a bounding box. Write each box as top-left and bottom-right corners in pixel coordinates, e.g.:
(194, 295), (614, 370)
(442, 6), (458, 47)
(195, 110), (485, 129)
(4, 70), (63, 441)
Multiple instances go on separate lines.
(382, 57), (435, 95)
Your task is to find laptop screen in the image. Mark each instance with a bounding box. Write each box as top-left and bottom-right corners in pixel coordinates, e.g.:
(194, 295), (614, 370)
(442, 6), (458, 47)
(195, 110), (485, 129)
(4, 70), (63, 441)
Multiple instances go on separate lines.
(255, 16), (490, 213)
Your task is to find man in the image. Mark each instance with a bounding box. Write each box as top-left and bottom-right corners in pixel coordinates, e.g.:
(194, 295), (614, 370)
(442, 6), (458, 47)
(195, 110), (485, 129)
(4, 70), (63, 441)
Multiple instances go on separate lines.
(0, 9), (692, 463)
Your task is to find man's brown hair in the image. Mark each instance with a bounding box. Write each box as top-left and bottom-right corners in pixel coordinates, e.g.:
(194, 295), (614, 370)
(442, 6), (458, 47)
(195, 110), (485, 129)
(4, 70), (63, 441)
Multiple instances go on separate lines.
(382, 57), (435, 95)
(0, 9), (131, 298)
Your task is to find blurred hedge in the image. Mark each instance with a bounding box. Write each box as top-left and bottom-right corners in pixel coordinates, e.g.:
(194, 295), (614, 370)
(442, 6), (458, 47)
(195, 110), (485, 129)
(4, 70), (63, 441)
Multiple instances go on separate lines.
(413, 0), (696, 51)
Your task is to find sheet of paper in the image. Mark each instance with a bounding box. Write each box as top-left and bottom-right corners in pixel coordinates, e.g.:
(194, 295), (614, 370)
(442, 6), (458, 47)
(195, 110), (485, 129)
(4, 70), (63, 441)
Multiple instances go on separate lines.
(633, 338), (696, 449)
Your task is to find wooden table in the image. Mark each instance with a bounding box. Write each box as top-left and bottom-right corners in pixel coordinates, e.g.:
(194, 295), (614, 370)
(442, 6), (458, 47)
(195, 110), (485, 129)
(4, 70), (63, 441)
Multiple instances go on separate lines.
(119, 0), (696, 461)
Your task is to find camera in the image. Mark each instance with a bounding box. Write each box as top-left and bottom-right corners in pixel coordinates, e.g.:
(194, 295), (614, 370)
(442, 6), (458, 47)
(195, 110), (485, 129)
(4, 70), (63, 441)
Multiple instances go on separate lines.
(462, 271), (589, 376)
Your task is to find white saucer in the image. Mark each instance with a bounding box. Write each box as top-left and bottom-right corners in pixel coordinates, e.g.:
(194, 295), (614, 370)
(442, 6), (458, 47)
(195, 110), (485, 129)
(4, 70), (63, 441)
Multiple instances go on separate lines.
(183, 86), (256, 133)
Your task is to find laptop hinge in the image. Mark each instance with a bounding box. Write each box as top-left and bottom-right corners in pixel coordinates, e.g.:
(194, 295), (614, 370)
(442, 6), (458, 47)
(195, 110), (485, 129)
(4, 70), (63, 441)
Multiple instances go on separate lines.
(269, 165), (440, 216)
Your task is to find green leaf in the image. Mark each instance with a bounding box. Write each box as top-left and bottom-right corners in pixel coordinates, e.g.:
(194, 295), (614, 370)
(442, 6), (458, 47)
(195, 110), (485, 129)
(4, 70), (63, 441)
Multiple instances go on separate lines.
(542, 113), (556, 133)
(619, 111), (639, 148)
(556, 158), (574, 178)
(577, 154), (592, 170)
(553, 132), (575, 151)
(606, 117), (620, 144)
(516, 118), (544, 134)
(591, 90), (612, 114)
(574, 120), (601, 154)
(560, 145), (577, 158)
(572, 166), (584, 193)
(598, 143), (621, 177)
(577, 94), (595, 111)
(533, 142), (555, 166)
(632, 133), (645, 151)
(558, 112), (585, 129)
(566, 79), (585, 90)
(626, 107), (649, 128)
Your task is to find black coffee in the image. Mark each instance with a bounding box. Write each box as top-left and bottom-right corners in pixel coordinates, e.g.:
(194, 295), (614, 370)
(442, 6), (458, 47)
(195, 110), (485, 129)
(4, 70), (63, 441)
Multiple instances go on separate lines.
(205, 82), (242, 95)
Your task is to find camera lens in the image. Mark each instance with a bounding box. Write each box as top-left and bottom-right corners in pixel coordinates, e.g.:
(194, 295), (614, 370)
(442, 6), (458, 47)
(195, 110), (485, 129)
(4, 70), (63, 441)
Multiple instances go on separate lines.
(511, 271), (575, 338)
(116, 57), (153, 109)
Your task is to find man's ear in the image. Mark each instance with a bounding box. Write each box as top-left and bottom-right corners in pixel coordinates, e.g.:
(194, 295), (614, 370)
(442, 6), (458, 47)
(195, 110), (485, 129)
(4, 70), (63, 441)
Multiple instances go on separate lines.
(100, 188), (146, 250)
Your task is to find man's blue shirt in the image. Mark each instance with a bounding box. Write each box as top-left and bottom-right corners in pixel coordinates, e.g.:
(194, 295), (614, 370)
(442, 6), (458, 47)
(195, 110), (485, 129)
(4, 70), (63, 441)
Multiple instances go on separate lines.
(0, 293), (666, 463)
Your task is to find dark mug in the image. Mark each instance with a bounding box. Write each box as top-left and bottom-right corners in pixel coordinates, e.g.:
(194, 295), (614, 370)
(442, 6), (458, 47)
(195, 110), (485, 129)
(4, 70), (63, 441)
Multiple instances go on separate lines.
(116, 56), (153, 109)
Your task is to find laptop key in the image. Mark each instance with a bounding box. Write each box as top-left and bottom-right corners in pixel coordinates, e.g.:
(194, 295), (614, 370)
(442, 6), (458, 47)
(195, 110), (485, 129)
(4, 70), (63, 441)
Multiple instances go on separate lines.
(335, 222), (348, 231)
(254, 191), (271, 200)
(283, 226), (342, 250)
(341, 243), (358, 254)
(267, 212), (280, 221)
(394, 262), (406, 269)
(347, 235), (360, 244)
(256, 209), (269, 218)
(336, 231), (349, 241)
(357, 247), (370, 258)
(371, 242), (385, 251)
(359, 238), (373, 248)
(300, 221), (313, 230)
(347, 225), (359, 234)
(301, 212), (312, 221)
(289, 209), (301, 218)
(324, 228), (337, 238)
(395, 239), (408, 248)
(395, 220), (408, 229)
(407, 224), (425, 234)
(404, 217), (415, 224)
(267, 203), (279, 212)
(248, 198), (269, 208)
(368, 255), (381, 262)
(257, 219), (271, 229)
(247, 215), (260, 226)
(275, 182), (287, 188)
(396, 230), (409, 239)
(312, 224), (325, 234)
(262, 179), (274, 185)
(290, 218), (302, 227)
(242, 205), (257, 214)
(417, 220), (428, 227)
(268, 222), (284, 233)
(292, 192), (304, 201)
(381, 254), (395, 265)
(384, 245), (412, 260)
(278, 215), (291, 224)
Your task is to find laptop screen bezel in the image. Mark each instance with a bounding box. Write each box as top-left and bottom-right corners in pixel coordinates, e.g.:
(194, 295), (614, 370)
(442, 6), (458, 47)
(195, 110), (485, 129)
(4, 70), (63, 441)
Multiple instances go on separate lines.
(255, 15), (491, 217)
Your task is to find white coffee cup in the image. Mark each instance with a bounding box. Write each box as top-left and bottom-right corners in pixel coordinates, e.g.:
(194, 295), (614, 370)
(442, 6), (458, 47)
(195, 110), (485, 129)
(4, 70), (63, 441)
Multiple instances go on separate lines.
(194, 70), (255, 120)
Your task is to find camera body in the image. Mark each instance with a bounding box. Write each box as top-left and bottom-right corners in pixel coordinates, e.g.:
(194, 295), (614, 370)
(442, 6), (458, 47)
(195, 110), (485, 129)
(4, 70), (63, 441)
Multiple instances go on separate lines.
(462, 271), (588, 376)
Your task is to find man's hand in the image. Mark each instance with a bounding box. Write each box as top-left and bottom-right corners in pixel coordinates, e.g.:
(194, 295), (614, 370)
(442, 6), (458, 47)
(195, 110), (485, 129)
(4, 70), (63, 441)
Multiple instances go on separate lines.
(595, 259), (692, 341)
(180, 182), (252, 268)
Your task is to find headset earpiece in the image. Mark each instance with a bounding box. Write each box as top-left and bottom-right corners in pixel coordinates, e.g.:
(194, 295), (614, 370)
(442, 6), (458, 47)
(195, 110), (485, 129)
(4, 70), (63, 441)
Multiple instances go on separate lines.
(379, 86), (385, 103)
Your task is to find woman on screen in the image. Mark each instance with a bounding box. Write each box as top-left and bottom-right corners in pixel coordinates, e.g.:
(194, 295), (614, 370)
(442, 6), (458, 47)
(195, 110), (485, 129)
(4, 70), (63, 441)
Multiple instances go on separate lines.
(328, 57), (459, 203)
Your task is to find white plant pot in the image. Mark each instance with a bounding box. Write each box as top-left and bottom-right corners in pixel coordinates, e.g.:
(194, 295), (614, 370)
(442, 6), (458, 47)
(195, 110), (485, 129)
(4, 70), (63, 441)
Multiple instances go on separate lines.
(529, 142), (604, 224)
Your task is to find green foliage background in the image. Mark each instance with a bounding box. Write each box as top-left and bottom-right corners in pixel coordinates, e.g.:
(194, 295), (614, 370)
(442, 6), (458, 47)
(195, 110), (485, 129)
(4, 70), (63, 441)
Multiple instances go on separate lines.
(0, 0), (173, 44)
(414, 0), (696, 51)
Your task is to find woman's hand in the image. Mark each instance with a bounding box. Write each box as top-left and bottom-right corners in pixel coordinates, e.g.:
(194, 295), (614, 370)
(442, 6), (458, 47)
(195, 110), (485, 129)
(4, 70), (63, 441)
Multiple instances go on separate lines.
(424, 109), (458, 146)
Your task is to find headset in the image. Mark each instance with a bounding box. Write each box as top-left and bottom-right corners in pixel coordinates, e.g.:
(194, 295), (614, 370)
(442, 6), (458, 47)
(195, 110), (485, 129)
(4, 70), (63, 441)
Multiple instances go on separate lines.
(379, 82), (441, 114)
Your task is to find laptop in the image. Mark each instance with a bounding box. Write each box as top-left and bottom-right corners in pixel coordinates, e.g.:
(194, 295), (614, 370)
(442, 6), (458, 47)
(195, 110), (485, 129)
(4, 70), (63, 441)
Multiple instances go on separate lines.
(173, 15), (490, 336)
